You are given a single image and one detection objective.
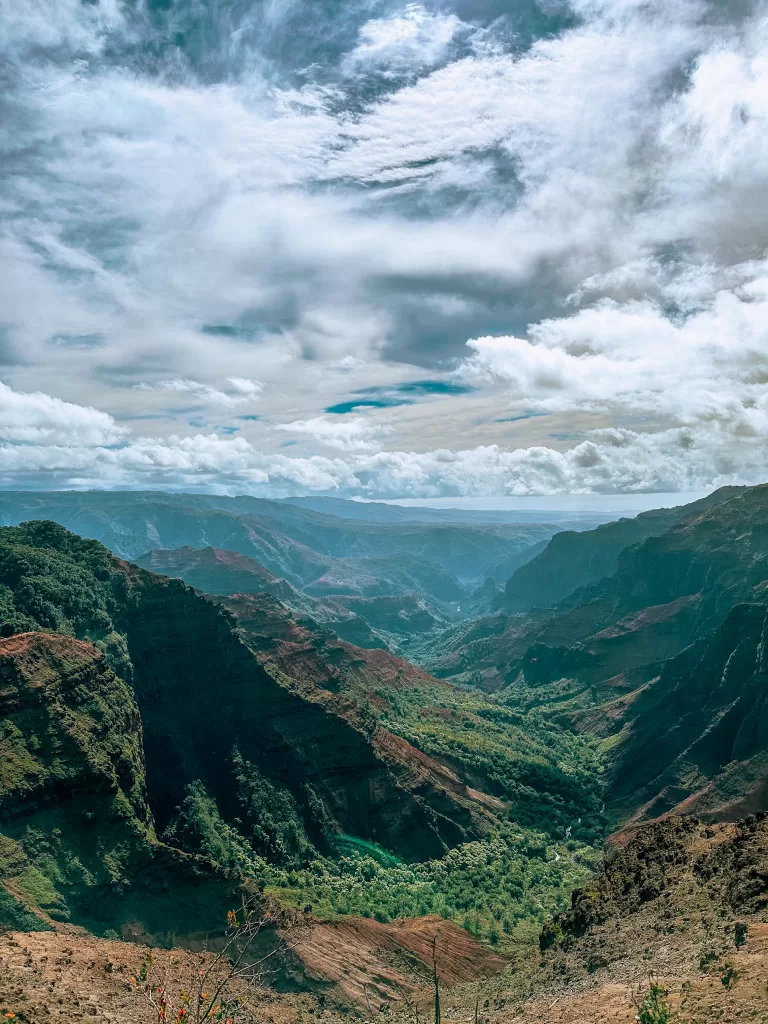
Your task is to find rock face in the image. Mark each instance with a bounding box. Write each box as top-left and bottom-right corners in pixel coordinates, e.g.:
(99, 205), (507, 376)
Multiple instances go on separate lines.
(608, 602), (768, 823)
(122, 572), (492, 860)
(0, 632), (237, 939)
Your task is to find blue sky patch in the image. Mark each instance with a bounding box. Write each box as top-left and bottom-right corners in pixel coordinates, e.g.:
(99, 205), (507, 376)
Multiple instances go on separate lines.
(326, 398), (412, 414)
(327, 379), (473, 414)
(496, 411), (547, 423)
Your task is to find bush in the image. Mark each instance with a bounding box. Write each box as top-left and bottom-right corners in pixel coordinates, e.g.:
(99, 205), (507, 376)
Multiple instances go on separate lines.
(637, 983), (672, 1024)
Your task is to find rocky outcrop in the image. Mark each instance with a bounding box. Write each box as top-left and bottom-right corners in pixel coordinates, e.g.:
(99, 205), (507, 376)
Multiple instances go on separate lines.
(542, 813), (768, 951)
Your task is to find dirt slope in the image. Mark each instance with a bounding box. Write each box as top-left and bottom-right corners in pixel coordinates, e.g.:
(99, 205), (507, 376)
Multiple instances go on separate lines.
(282, 915), (506, 1009)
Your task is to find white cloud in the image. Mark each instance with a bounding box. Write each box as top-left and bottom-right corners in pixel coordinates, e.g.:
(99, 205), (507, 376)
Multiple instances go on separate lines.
(227, 377), (263, 396)
(0, 381), (125, 445)
(273, 415), (393, 451)
(134, 379), (259, 408)
(0, 378), (765, 497)
(343, 5), (462, 77)
(3, 1), (768, 496)
(458, 265), (768, 431)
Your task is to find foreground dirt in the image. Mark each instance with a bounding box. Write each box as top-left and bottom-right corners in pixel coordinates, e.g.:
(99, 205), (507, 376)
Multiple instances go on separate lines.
(0, 930), (302, 1024)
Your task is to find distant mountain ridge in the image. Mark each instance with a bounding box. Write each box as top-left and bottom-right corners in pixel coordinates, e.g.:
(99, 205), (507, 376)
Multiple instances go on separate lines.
(281, 495), (610, 528)
(0, 491), (562, 615)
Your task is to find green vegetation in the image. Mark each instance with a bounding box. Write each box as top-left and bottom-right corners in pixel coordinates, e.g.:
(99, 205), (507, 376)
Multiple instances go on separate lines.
(0, 520), (606, 949)
(164, 774), (600, 949)
(0, 520), (133, 679)
(0, 887), (51, 932)
(377, 683), (605, 843)
(637, 983), (672, 1024)
(264, 826), (600, 947)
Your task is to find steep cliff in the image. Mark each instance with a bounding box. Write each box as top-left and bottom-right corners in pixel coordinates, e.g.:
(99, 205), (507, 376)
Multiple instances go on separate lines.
(121, 571), (491, 859)
(0, 632), (237, 939)
(0, 521), (498, 870)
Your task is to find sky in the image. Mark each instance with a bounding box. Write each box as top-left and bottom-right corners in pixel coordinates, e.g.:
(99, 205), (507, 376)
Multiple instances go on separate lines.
(2, 0), (768, 498)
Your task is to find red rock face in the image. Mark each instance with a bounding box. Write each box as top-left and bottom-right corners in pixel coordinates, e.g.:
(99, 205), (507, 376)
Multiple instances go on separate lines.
(118, 572), (497, 862)
(281, 914), (507, 1009)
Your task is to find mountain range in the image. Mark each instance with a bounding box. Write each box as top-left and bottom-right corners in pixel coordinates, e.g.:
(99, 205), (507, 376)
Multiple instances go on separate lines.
(0, 490), (596, 630)
(5, 485), (768, 1020)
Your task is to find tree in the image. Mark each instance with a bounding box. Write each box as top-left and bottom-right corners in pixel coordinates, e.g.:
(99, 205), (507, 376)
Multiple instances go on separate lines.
(432, 935), (441, 1024)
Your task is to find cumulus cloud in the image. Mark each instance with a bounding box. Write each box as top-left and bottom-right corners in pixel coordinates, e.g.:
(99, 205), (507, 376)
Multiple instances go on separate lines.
(0, 379), (763, 497)
(3, 0), (768, 495)
(458, 265), (768, 426)
(0, 381), (125, 446)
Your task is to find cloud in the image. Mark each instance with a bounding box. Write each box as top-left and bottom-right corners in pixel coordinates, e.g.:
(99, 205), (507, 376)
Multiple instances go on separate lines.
(273, 415), (393, 451)
(0, 381), (125, 446)
(0, 378), (765, 497)
(134, 379), (261, 409)
(343, 5), (463, 78)
(458, 262), (768, 433)
(3, 1), (768, 495)
(227, 378), (263, 396)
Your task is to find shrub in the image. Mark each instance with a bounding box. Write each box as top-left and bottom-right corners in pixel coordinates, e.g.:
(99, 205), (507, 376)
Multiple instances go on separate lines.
(637, 982), (672, 1024)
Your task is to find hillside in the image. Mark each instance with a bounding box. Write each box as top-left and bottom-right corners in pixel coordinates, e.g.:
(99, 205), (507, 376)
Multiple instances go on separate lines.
(0, 631), (239, 941)
(6, 496), (768, 1022)
(6, 815), (768, 1022)
(508, 814), (768, 1022)
(135, 545), (389, 648)
(502, 486), (742, 613)
(420, 484), (768, 833)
